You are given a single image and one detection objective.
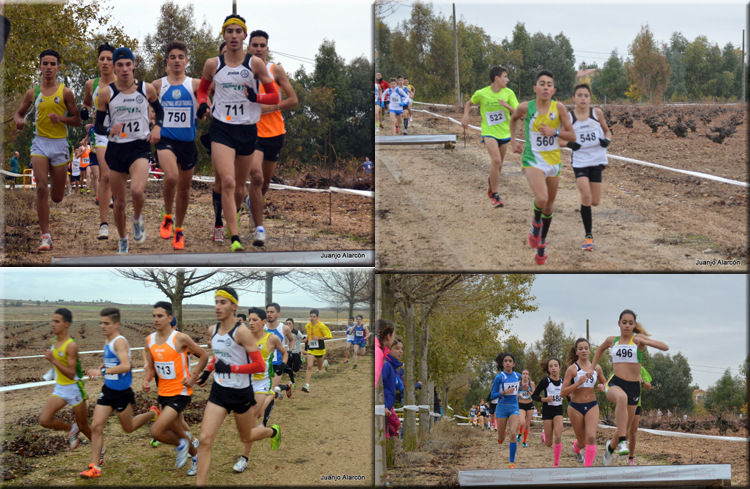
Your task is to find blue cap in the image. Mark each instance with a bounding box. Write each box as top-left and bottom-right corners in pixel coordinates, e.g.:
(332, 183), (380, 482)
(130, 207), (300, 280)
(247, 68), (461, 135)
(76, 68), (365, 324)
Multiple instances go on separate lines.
(112, 47), (134, 62)
(170, 316), (177, 327)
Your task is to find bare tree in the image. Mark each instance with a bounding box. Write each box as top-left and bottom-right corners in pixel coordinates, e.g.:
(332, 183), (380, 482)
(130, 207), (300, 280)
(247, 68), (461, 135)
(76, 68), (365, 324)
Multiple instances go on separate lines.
(289, 270), (373, 319)
(113, 269), (265, 327)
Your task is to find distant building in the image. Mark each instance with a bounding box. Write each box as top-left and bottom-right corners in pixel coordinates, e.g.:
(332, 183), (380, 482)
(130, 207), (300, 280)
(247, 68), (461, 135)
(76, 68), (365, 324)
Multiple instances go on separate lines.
(693, 388), (706, 404)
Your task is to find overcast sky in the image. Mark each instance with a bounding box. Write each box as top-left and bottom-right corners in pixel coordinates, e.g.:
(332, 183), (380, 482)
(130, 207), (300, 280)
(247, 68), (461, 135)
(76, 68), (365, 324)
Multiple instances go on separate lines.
(504, 274), (747, 391)
(381, 1), (746, 77)
(99, 0), (372, 76)
(0, 268), (369, 311)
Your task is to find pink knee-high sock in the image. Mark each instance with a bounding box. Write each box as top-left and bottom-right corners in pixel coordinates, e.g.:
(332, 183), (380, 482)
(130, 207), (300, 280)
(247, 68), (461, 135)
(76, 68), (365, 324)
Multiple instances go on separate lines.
(553, 443), (562, 467)
(573, 439), (581, 454)
(584, 444), (597, 467)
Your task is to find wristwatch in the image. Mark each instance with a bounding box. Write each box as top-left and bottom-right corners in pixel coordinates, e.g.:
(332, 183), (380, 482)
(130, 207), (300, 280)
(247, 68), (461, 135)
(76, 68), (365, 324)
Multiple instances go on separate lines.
(101, 367), (107, 376)
(554, 129), (560, 137)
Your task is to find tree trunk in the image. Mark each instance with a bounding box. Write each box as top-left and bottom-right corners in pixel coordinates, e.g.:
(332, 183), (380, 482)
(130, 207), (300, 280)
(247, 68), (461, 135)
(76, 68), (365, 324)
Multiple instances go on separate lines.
(265, 272), (274, 306)
(377, 275), (396, 331)
(428, 380), (435, 429)
(417, 317), (431, 439)
(402, 300), (417, 451)
(173, 269), (186, 327)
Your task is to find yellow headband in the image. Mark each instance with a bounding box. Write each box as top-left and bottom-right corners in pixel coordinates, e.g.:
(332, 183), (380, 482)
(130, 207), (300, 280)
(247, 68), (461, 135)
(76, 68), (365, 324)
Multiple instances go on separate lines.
(215, 290), (238, 304)
(222, 18), (247, 35)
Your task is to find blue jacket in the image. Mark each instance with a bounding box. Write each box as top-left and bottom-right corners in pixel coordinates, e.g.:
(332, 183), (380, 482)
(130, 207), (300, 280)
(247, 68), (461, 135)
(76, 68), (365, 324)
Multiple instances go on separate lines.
(382, 354), (403, 409)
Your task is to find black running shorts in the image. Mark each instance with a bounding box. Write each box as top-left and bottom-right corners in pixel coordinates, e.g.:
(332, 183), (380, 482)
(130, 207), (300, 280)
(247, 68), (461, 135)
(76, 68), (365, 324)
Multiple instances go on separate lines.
(573, 164), (605, 183)
(156, 137), (198, 171)
(97, 384), (136, 412)
(208, 381), (256, 414)
(254, 134), (285, 162)
(209, 119), (257, 156)
(106, 139), (151, 173)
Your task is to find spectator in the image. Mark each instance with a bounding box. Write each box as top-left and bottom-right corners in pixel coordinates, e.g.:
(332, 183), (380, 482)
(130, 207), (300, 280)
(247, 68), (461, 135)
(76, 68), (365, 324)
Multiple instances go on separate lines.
(6, 150), (19, 188)
(0, 0), (9, 65)
(363, 157), (373, 174)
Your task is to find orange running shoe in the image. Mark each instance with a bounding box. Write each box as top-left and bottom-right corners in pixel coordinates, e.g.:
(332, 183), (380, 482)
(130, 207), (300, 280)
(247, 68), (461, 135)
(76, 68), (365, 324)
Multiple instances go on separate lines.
(79, 463), (101, 479)
(160, 215), (173, 239)
(508, 463), (515, 469)
(173, 227), (184, 250)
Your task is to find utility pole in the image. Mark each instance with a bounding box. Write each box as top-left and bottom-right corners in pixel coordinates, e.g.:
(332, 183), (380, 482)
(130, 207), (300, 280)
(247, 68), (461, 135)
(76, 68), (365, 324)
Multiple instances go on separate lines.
(743, 29), (746, 103)
(586, 319), (589, 342)
(453, 4), (460, 106)
(232, 0), (236, 14)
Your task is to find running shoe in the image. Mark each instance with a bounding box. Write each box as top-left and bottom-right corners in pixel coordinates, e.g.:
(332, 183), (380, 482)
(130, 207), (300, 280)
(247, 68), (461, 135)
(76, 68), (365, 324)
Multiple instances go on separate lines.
(39, 234), (53, 251)
(602, 446), (613, 466)
(522, 442), (528, 448)
(100, 445), (106, 465)
(344, 360), (349, 364)
(187, 455), (198, 476)
(616, 440), (629, 456)
(396, 127), (399, 134)
(231, 240), (244, 252)
(285, 382), (293, 399)
(508, 463), (515, 469)
(87, 189), (90, 194)
(404, 130), (408, 135)
(97, 223), (109, 240)
(233, 455), (248, 473)
(491, 193), (504, 208)
(573, 442), (584, 464)
(324, 359), (329, 370)
(185, 431), (198, 449)
(212, 226), (225, 242)
(353, 364), (358, 369)
(535, 240), (547, 265)
(79, 463), (101, 479)
(487, 177), (493, 199)
(302, 384), (310, 393)
(117, 237), (129, 254)
(528, 219), (542, 248)
(540, 432), (545, 444)
(150, 438), (161, 448)
(173, 227), (184, 250)
(252, 228), (266, 247)
(133, 216), (146, 244)
(175, 438), (190, 469)
(160, 215), (173, 239)
(582, 235), (594, 251)
(627, 458), (635, 466)
(149, 405), (161, 421)
(517, 433), (521, 442)
(270, 424), (281, 451)
(69, 422), (80, 450)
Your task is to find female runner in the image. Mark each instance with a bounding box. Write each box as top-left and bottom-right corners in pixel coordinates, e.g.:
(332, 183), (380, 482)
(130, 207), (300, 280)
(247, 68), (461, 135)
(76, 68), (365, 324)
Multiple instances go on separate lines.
(516, 369), (535, 447)
(531, 358), (565, 467)
(489, 353), (522, 468)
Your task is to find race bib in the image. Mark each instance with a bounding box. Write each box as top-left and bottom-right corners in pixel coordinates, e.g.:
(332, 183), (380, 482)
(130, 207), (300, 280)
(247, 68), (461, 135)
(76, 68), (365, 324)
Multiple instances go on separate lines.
(308, 340), (319, 349)
(503, 381), (519, 395)
(154, 361), (176, 379)
(222, 102), (247, 122)
(485, 110), (506, 126)
(550, 394), (563, 406)
(164, 107), (191, 128)
(531, 130), (558, 152)
(355, 330), (364, 337)
(613, 344), (639, 363)
(519, 389), (531, 399)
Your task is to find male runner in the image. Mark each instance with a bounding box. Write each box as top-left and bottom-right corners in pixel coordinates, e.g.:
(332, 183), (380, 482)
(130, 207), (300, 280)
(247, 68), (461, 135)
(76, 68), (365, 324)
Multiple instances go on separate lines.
(232, 306), (288, 473)
(236, 313), (247, 324)
(396, 76), (411, 134)
(78, 141), (90, 194)
(344, 316), (355, 364)
(376, 71), (390, 128)
(286, 318), (304, 381)
(383, 78), (408, 136)
(14, 50), (81, 250)
(143, 301), (207, 472)
(82, 43), (116, 240)
(38, 308), (92, 450)
(195, 15), (278, 252)
(265, 302), (296, 391)
(462, 66), (519, 208)
(79, 307), (156, 478)
(404, 77), (415, 122)
(244, 29), (298, 246)
(351, 315), (369, 369)
(95, 47), (164, 253)
(302, 309), (332, 393)
(70, 147), (82, 195)
(194, 288), (280, 485)
(152, 40), (204, 250)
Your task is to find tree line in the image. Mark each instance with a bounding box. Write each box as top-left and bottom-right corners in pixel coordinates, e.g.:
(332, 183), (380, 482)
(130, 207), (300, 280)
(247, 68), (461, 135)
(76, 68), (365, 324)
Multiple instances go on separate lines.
(376, 1), (746, 104)
(3, 0), (373, 176)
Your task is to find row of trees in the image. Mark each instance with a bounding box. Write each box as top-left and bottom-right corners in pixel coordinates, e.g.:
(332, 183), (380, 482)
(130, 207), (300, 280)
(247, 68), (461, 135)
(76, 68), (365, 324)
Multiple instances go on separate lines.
(593, 27), (746, 103)
(3, 0), (373, 175)
(376, 1), (746, 103)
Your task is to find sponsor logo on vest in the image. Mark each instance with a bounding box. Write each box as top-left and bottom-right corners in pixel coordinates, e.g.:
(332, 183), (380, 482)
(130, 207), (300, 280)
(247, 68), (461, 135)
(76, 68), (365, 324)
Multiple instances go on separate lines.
(225, 337), (233, 347)
(136, 95), (145, 104)
(240, 69), (250, 78)
(549, 112), (557, 120)
(54, 97), (61, 104)
(172, 89), (182, 99)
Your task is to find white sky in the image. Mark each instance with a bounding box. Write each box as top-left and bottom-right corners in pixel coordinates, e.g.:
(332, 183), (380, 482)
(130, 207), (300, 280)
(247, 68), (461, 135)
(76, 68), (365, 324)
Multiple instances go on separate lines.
(98, 0), (373, 75)
(0, 267), (370, 311)
(381, 1), (747, 70)
(504, 274), (747, 391)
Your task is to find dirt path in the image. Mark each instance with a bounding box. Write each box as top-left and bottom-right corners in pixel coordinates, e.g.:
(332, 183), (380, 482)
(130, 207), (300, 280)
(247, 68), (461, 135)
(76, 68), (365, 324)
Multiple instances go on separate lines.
(375, 108), (747, 272)
(3, 180), (373, 265)
(0, 344), (373, 486)
(387, 420), (747, 487)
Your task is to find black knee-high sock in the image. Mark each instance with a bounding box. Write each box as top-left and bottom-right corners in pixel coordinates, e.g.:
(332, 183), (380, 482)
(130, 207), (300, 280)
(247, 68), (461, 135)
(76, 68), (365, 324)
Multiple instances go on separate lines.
(404, 118), (409, 129)
(541, 213), (553, 240)
(533, 201), (543, 222)
(263, 399), (275, 427)
(212, 190), (223, 227)
(580, 205), (592, 236)
(286, 368), (295, 384)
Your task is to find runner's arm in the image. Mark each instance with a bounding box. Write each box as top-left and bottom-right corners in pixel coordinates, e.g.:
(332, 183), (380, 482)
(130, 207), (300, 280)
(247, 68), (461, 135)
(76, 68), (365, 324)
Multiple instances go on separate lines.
(106, 337), (131, 375)
(588, 336), (613, 375)
(531, 376), (549, 402)
(283, 324), (295, 353)
(50, 88), (81, 127)
(555, 104), (576, 142)
(559, 365), (581, 397)
(81, 79), (94, 120)
(594, 108), (612, 139)
(54, 341), (79, 380)
(261, 64), (297, 113)
(248, 55), (278, 104)
(178, 332), (209, 376)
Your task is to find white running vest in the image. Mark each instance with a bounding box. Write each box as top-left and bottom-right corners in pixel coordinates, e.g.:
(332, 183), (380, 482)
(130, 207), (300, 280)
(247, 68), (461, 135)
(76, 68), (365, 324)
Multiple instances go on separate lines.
(107, 81), (150, 143)
(569, 108), (608, 168)
(210, 323), (252, 389)
(211, 54), (261, 125)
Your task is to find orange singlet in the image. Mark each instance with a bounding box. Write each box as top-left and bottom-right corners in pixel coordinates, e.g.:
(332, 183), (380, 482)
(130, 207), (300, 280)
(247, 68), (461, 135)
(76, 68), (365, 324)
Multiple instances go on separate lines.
(256, 63), (285, 138)
(148, 330), (192, 397)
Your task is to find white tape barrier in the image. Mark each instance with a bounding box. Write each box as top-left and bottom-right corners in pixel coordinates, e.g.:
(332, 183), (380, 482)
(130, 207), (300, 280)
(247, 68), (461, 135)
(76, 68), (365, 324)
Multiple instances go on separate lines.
(414, 108), (747, 188)
(0, 337), (349, 392)
(0, 169), (25, 177)
(185, 173), (374, 198)
(597, 422), (749, 442)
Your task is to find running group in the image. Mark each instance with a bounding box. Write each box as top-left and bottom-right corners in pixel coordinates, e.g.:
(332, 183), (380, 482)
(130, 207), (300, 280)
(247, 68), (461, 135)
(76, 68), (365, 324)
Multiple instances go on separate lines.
(37, 289), (356, 485)
(14, 15), (297, 253)
(375, 72), (415, 135)
(461, 66), (612, 264)
(485, 309), (667, 468)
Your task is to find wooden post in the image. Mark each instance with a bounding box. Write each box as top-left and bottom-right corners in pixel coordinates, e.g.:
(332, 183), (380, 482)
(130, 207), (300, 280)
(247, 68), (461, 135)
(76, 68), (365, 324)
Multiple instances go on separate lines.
(586, 319), (589, 342)
(232, 0), (236, 14)
(375, 386), (386, 486)
(453, 4), (460, 106)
